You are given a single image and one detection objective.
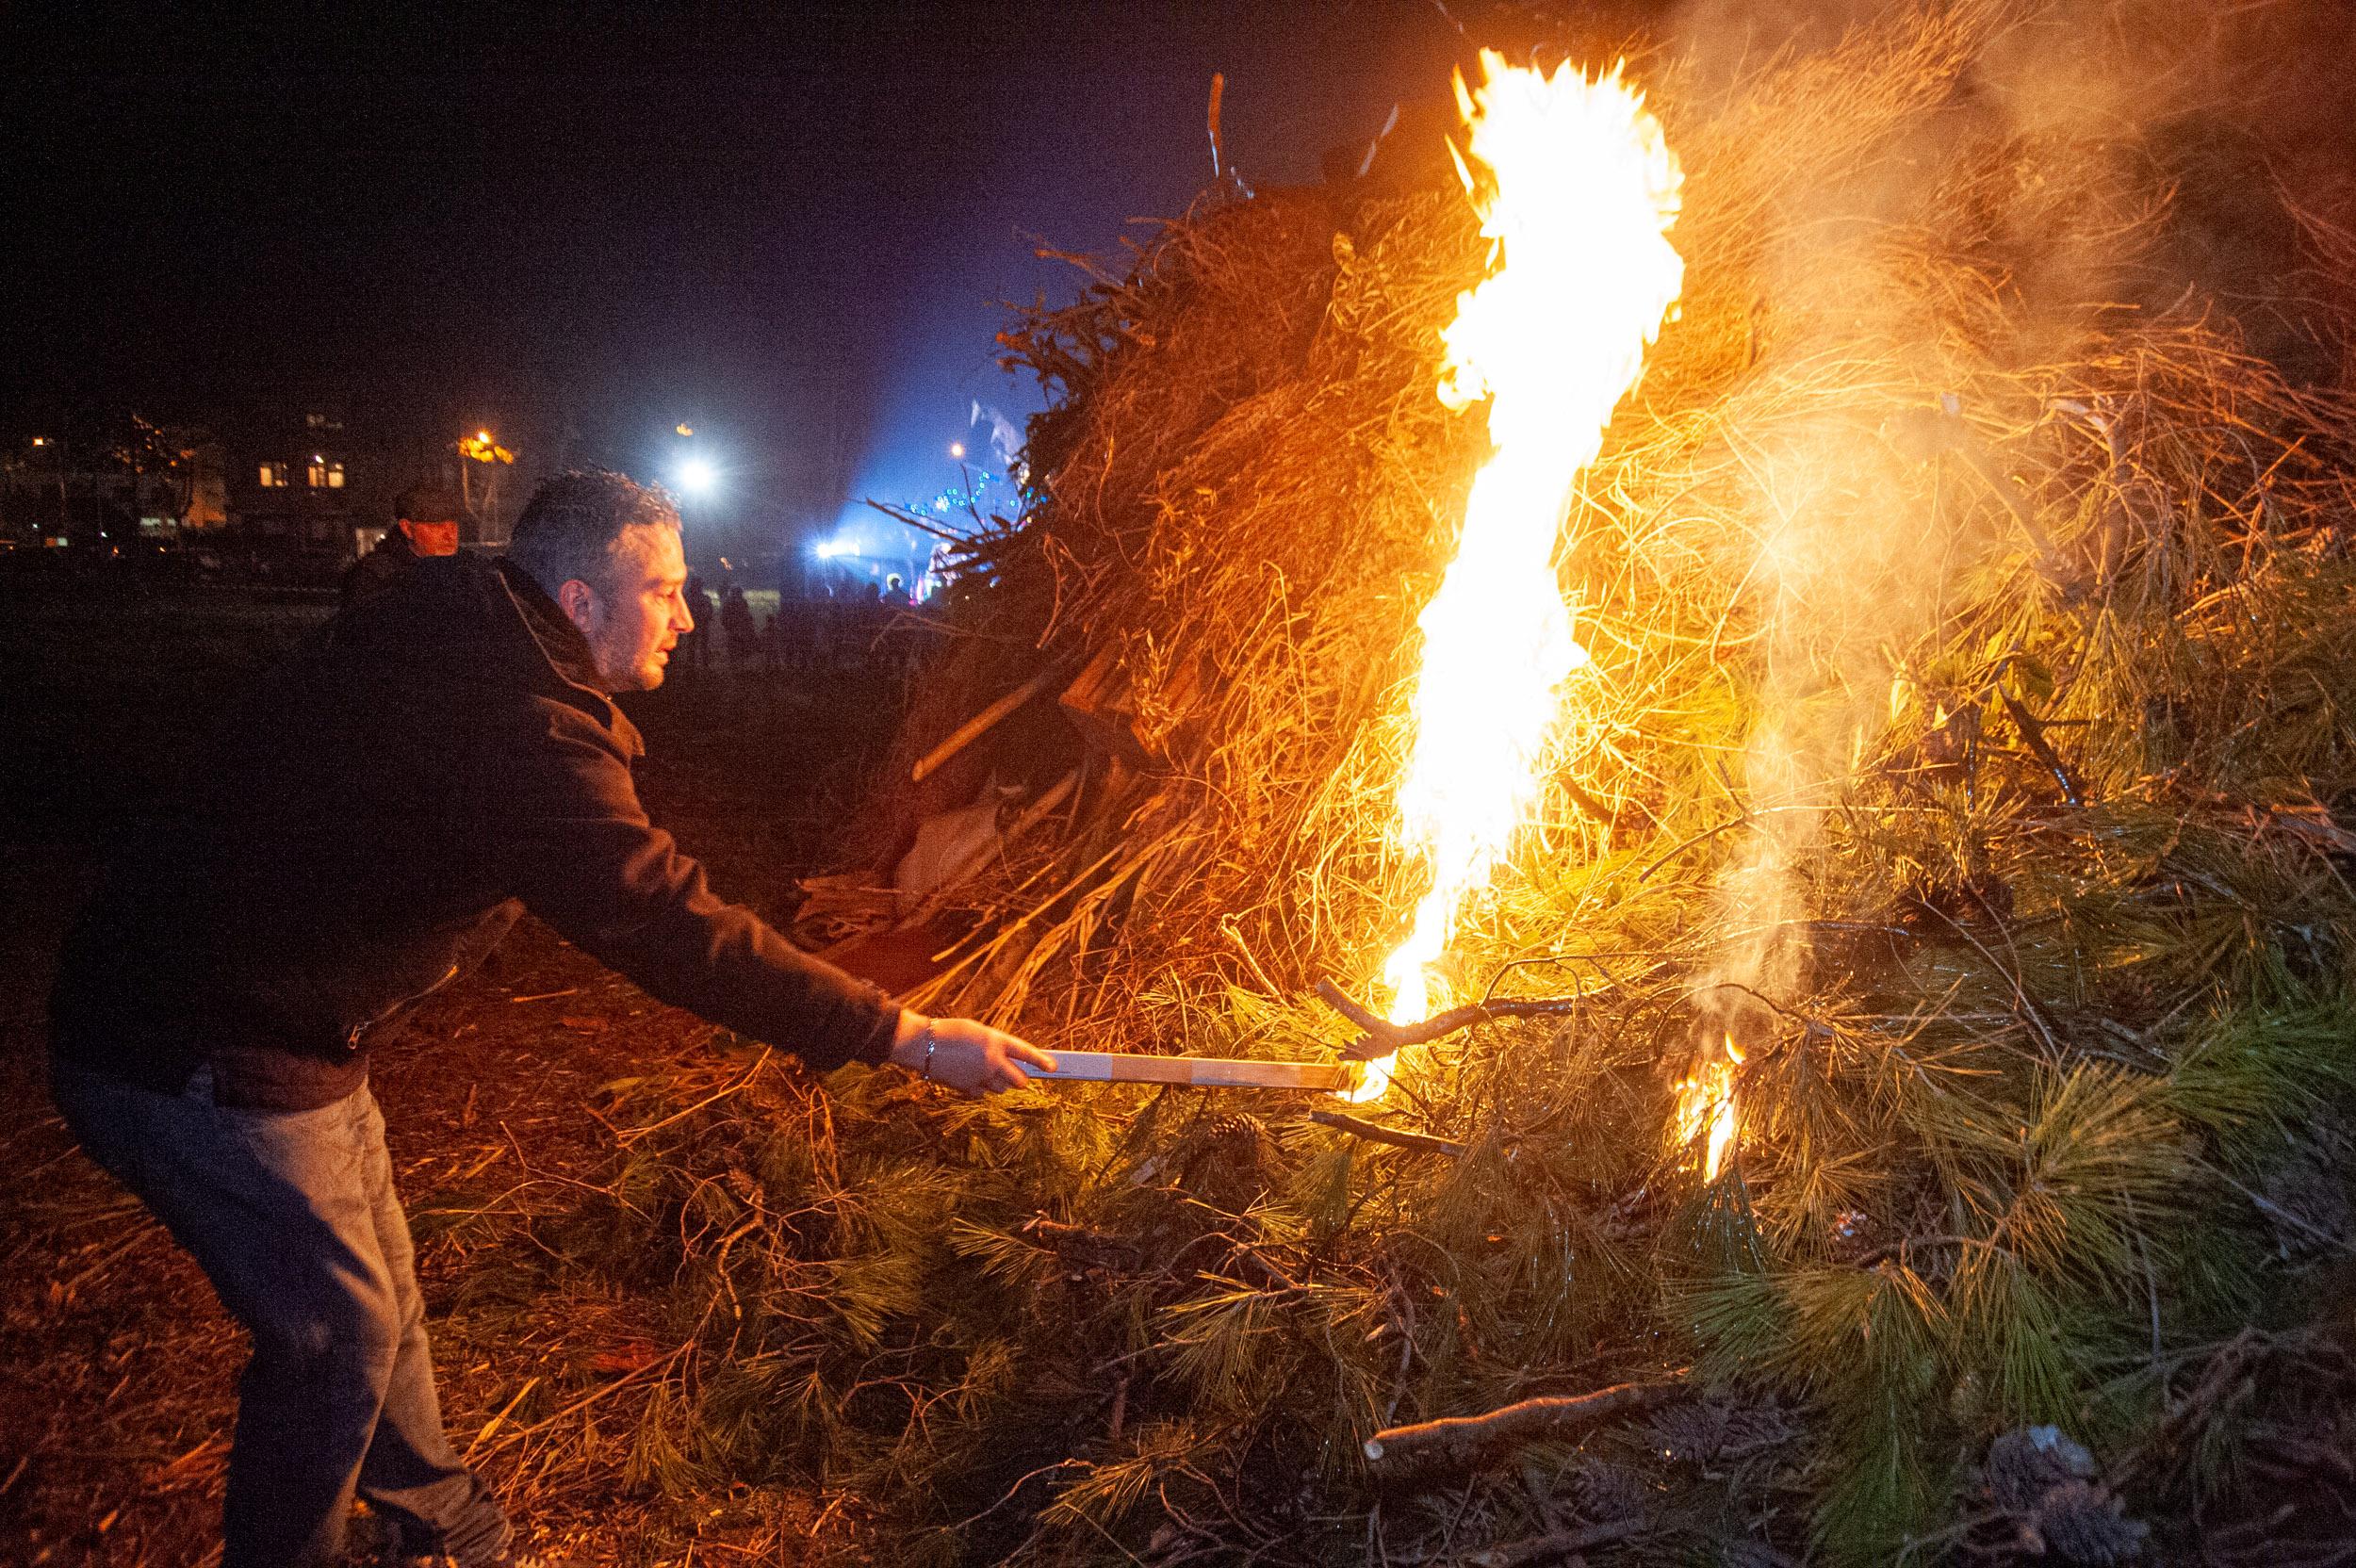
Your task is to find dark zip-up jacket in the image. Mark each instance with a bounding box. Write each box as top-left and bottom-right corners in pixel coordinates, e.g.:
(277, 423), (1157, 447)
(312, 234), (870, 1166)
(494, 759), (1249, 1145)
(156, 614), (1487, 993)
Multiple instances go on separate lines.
(50, 553), (900, 1110)
(340, 527), (419, 609)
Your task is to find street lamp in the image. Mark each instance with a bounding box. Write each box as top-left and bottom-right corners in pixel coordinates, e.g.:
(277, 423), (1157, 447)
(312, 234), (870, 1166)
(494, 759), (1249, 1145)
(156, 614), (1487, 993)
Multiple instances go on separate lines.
(457, 428), (515, 542)
(676, 455), (716, 496)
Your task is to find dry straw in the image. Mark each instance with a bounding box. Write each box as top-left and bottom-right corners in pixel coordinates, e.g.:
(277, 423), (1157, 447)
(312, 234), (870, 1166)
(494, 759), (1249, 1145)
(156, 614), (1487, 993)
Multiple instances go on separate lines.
(869, 0), (2351, 1063)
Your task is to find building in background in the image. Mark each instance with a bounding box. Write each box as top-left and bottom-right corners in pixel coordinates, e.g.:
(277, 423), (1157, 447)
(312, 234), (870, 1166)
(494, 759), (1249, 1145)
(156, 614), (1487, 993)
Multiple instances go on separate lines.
(228, 406), (368, 558)
(0, 416), (225, 552)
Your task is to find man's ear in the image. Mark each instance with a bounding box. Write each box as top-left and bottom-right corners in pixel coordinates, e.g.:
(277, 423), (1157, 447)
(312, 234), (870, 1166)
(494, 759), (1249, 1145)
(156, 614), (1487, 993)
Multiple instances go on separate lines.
(556, 577), (598, 633)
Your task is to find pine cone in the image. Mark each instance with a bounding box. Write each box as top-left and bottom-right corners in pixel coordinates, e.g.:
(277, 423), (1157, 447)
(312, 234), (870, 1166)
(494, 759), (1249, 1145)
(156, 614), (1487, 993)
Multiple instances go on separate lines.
(1983, 1425), (2098, 1508)
(2031, 1480), (2151, 1565)
(1980, 1428), (2150, 1564)
(1179, 1111), (1277, 1205)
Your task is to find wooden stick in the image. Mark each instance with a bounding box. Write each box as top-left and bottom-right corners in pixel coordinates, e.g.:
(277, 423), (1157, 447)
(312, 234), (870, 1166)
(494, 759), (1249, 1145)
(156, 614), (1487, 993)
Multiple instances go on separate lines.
(1315, 978), (1598, 1061)
(910, 663), (1066, 783)
(1305, 1109), (1467, 1157)
(1031, 1051), (1357, 1092)
(1362, 1380), (1682, 1483)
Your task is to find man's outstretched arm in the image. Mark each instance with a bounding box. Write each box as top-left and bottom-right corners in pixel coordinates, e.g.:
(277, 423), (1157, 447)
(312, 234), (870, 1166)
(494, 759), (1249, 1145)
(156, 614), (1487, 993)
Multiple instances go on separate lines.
(497, 720), (1053, 1091)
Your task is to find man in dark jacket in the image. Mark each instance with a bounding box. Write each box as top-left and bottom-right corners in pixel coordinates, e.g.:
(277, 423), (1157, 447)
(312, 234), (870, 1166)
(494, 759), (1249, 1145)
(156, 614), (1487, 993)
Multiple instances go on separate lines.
(49, 470), (1051, 1568)
(341, 482), (466, 608)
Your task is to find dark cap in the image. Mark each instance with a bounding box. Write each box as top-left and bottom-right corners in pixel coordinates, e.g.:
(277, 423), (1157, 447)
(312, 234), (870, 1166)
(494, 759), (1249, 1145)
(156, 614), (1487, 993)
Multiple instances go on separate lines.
(393, 483), (465, 526)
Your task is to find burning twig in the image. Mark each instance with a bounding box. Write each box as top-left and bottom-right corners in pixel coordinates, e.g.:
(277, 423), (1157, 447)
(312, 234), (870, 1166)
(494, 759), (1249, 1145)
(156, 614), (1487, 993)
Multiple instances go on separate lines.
(1672, 1036), (1747, 1181)
(1305, 1110), (1468, 1158)
(1361, 1379), (1684, 1484)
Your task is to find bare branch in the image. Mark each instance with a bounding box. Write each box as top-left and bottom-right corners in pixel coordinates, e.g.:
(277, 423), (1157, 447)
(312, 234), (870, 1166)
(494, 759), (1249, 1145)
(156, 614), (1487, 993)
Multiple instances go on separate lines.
(1363, 1380), (1684, 1485)
(1306, 1110), (1468, 1158)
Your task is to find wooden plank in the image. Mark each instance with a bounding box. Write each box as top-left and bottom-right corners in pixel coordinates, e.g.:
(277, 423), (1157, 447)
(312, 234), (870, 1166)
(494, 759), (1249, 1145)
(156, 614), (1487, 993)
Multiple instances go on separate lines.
(1030, 1051), (1357, 1091)
(910, 663), (1065, 783)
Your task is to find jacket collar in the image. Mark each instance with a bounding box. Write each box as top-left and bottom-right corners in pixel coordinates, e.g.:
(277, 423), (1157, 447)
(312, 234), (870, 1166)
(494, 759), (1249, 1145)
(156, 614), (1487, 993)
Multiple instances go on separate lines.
(496, 558), (646, 759)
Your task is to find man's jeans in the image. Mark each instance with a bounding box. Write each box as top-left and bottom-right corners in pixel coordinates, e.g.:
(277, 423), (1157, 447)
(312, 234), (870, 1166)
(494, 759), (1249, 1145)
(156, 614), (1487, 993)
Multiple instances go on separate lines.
(50, 1061), (511, 1568)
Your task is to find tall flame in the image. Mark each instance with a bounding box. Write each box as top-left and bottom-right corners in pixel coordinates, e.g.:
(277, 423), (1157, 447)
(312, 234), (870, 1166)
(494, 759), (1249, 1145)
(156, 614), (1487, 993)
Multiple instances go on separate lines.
(1354, 54), (1683, 1101)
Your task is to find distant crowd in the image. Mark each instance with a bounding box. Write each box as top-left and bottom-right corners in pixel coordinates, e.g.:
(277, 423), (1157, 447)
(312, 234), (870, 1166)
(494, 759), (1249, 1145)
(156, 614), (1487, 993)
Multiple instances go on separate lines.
(347, 484), (930, 685)
(682, 571), (926, 680)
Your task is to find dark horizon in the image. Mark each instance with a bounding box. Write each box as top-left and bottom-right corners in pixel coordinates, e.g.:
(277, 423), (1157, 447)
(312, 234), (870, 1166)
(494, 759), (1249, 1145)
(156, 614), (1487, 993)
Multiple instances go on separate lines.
(3, 2), (1576, 547)
(17, 0), (2339, 558)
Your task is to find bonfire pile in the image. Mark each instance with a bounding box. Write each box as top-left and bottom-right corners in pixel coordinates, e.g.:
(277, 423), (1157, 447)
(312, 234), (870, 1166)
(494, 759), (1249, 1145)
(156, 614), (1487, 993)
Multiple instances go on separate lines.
(571, 3), (2356, 1561)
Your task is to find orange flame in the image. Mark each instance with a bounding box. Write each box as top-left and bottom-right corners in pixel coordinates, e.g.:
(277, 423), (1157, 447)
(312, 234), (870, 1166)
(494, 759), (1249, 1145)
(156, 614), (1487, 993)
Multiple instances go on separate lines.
(1673, 1034), (1746, 1180)
(1350, 53), (1683, 1102)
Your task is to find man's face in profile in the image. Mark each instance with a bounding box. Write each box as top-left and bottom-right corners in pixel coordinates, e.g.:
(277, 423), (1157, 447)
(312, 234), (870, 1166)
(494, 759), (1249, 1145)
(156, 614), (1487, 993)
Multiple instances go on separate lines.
(397, 516), (462, 557)
(570, 524), (693, 693)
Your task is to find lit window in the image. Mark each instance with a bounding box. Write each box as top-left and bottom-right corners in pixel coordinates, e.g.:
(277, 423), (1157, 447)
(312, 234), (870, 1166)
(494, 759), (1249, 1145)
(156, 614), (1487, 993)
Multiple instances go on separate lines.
(259, 464), (278, 487)
(306, 463), (325, 487)
(327, 462), (345, 488)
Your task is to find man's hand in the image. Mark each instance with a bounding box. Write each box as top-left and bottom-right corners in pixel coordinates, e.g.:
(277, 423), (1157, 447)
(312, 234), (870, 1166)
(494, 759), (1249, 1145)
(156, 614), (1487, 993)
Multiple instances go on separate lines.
(887, 1010), (1056, 1096)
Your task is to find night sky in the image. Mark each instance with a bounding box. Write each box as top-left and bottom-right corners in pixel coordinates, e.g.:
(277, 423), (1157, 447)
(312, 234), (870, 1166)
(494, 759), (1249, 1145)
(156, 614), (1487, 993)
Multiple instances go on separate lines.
(2, 2), (1547, 547)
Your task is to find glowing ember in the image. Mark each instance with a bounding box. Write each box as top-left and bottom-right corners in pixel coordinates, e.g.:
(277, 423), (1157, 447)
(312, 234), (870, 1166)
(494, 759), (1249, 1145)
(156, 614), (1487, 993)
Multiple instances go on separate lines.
(1351, 52), (1683, 1102)
(1673, 1035), (1746, 1180)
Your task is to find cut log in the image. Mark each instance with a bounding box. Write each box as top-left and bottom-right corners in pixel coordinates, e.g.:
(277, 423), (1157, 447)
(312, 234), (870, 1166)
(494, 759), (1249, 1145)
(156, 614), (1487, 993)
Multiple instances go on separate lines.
(1362, 1380), (1683, 1484)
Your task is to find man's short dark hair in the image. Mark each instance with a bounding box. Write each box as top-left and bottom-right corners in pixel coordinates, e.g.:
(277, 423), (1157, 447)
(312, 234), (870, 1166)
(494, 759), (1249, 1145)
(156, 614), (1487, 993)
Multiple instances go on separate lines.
(507, 470), (680, 595)
(393, 484), (464, 526)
